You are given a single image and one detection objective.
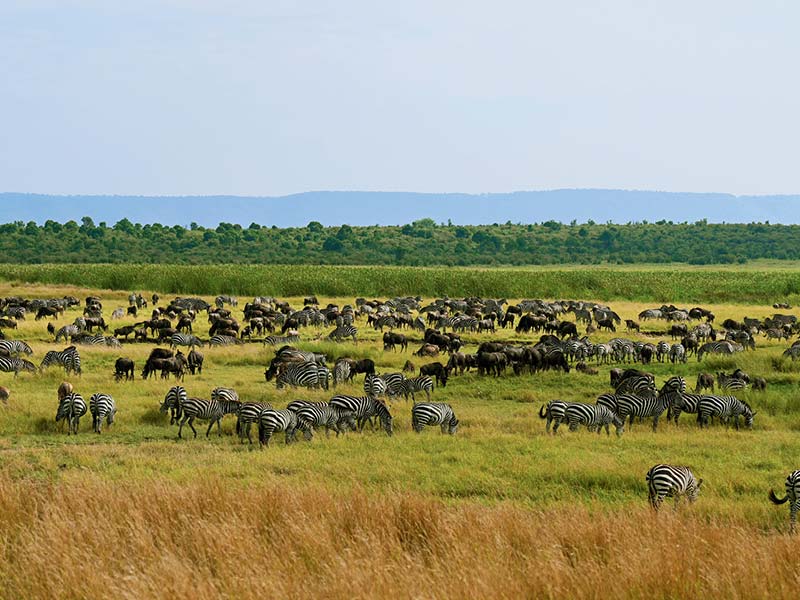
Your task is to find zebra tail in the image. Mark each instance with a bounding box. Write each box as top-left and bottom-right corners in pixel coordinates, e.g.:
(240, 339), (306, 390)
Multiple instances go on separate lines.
(769, 489), (789, 505)
(538, 405), (547, 419)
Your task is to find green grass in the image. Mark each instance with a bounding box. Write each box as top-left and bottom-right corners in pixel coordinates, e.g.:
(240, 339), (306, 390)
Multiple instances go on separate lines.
(3, 263), (800, 302)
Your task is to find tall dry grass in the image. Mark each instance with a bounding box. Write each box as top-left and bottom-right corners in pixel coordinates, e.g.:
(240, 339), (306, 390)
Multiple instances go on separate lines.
(0, 474), (796, 600)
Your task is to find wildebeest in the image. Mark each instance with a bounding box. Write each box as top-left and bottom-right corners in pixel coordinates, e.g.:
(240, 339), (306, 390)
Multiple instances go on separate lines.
(127, 306), (137, 317)
(383, 332), (407, 352)
(752, 377), (767, 391)
(596, 318), (616, 332)
(57, 381), (74, 402)
(477, 352), (507, 377)
(558, 321), (578, 338)
(0, 318), (18, 329)
(114, 357), (135, 381)
(420, 362), (448, 387)
(36, 306), (61, 320)
(402, 360), (415, 373)
(114, 325), (137, 339)
(188, 349), (204, 375)
(0, 386), (8, 405)
(695, 372), (714, 392)
(575, 361), (598, 375)
(625, 319), (640, 332)
(414, 344), (440, 357)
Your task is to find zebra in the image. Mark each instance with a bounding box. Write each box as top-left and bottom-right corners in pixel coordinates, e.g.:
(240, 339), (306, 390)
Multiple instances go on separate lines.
(159, 394), (232, 439)
(328, 324), (358, 343)
(372, 315), (397, 331)
(170, 333), (203, 349)
(697, 395), (755, 429)
(769, 470), (800, 533)
(646, 464), (703, 511)
(614, 376), (684, 430)
(565, 403), (624, 436)
(329, 395), (393, 435)
(55, 324), (80, 342)
(235, 401), (273, 443)
(717, 372), (747, 391)
(697, 340), (743, 361)
(400, 376), (434, 402)
(294, 403), (355, 439)
(655, 341), (671, 362)
(257, 408), (298, 446)
(40, 346), (81, 375)
(539, 400), (585, 433)
(333, 359), (352, 387)
(56, 392), (87, 435)
(263, 335), (300, 346)
(411, 402), (459, 435)
(614, 374), (656, 397)
(162, 385), (187, 425)
(89, 392), (116, 433)
(275, 361), (329, 389)
(0, 357), (36, 376)
(364, 372), (406, 397)
(665, 390), (704, 425)
(0, 340), (33, 356)
(669, 344), (686, 364)
(209, 334), (239, 346)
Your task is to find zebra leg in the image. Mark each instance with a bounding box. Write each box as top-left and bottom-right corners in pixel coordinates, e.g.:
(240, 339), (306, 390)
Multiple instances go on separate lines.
(188, 417), (198, 438)
(791, 502), (798, 534)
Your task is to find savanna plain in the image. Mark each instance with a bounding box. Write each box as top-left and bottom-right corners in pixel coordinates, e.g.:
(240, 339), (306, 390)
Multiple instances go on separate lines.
(1, 266), (799, 599)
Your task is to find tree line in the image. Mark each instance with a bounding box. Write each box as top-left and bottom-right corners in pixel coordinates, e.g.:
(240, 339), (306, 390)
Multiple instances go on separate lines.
(0, 217), (794, 265)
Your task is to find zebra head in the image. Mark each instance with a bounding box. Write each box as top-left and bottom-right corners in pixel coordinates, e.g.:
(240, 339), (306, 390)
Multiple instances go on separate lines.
(686, 477), (703, 503)
(743, 403), (756, 429)
(447, 415), (459, 435)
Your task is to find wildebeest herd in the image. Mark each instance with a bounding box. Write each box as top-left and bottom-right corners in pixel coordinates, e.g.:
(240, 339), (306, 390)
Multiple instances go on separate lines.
(0, 290), (798, 526)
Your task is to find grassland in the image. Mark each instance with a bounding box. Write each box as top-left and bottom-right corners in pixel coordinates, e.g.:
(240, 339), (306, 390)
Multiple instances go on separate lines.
(0, 280), (799, 598)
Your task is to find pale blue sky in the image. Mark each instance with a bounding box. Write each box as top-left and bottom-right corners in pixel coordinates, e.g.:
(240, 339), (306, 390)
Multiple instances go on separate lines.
(1, 1), (797, 197)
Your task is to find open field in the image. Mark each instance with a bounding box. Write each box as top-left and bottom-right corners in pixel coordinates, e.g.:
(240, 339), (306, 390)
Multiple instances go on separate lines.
(1, 278), (799, 598)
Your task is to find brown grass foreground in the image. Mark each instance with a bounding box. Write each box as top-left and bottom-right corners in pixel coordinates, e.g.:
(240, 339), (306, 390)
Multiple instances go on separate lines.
(0, 474), (796, 600)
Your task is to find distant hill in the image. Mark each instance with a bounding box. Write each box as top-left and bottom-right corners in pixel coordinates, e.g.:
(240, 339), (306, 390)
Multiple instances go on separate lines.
(1, 190), (799, 227)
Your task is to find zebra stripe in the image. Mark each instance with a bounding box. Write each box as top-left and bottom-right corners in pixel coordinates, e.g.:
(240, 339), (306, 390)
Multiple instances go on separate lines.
(411, 402), (459, 434)
(294, 403), (355, 439)
(328, 324), (358, 342)
(276, 362), (330, 390)
(539, 400), (586, 434)
(257, 408), (298, 446)
(401, 376), (434, 403)
(717, 373), (747, 391)
(697, 395), (755, 429)
(263, 335), (300, 346)
(56, 392), (87, 435)
(333, 360), (352, 387)
(0, 340), (33, 356)
(171, 333), (203, 348)
(565, 403), (624, 436)
(209, 334), (239, 346)
(329, 395), (393, 436)
(89, 393), (116, 433)
(161, 385), (187, 425)
(364, 373), (405, 397)
(55, 324), (80, 342)
(40, 347), (81, 375)
(769, 470), (800, 534)
(0, 357), (36, 376)
(236, 401), (272, 443)
(646, 464), (702, 511)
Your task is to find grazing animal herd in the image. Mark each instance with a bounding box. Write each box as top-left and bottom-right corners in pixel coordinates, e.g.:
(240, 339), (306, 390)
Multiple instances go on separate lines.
(0, 290), (798, 528)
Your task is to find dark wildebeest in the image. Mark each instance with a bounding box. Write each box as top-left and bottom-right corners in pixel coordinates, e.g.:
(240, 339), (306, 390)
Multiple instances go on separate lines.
(0, 386), (9, 405)
(596, 319), (616, 333)
(752, 377), (767, 391)
(414, 344), (440, 357)
(114, 357), (135, 381)
(114, 325), (137, 339)
(127, 306), (137, 317)
(383, 332), (407, 352)
(420, 362), (448, 387)
(46, 322), (54, 336)
(84, 317), (107, 332)
(160, 353), (188, 381)
(477, 352), (507, 377)
(575, 361), (598, 375)
(36, 306), (61, 320)
(670, 324), (688, 339)
(558, 321), (578, 339)
(625, 319), (640, 332)
(188, 349), (204, 375)
(1, 318), (19, 330)
(640, 345), (654, 365)
(543, 350), (570, 373)
(351, 358), (376, 376)
(402, 360), (415, 374)
(695, 372), (714, 393)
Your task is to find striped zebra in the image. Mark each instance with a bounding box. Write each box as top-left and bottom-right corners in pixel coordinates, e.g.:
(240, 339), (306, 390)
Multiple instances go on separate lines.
(276, 362), (329, 390)
(328, 324), (357, 343)
(614, 377), (684, 431)
(769, 470), (800, 533)
(364, 373), (406, 397)
(401, 376), (434, 403)
(236, 401), (273, 443)
(697, 340), (743, 361)
(170, 333), (203, 349)
(655, 341), (671, 362)
(333, 359), (352, 387)
(539, 400), (585, 433)
(717, 372), (747, 391)
(669, 344), (686, 364)
(162, 385), (187, 425)
(40, 346), (81, 375)
(565, 403), (624, 436)
(72, 334), (121, 348)
(159, 394), (235, 439)
(89, 392), (116, 433)
(56, 392), (87, 435)
(257, 408), (298, 446)
(411, 402), (459, 434)
(0, 357), (36, 376)
(209, 334), (239, 346)
(646, 464), (703, 511)
(263, 334), (300, 346)
(372, 315), (397, 331)
(615, 374), (656, 396)
(0, 340), (33, 356)
(293, 403), (355, 439)
(55, 324), (80, 342)
(329, 395), (393, 435)
(697, 395), (755, 429)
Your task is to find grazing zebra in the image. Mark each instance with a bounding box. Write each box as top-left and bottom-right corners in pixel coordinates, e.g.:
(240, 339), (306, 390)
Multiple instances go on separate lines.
(364, 372), (406, 397)
(697, 340), (743, 361)
(89, 393), (116, 433)
(257, 408), (298, 446)
(56, 392), (87, 435)
(411, 402), (459, 434)
(236, 401), (273, 443)
(0, 357), (36, 376)
(263, 334), (300, 346)
(160, 394), (232, 439)
(665, 390), (704, 425)
(170, 333), (203, 349)
(400, 376), (434, 402)
(211, 386), (239, 404)
(72, 334), (121, 348)
(697, 395), (755, 429)
(565, 403), (624, 436)
(276, 361), (329, 390)
(329, 395), (393, 435)
(0, 340), (33, 356)
(333, 359), (352, 387)
(209, 334), (239, 346)
(40, 347), (81, 375)
(54, 324), (80, 342)
(717, 372), (748, 391)
(614, 377), (684, 430)
(328, 324), (358, 343)
(646, 464), (702, 511)
(294, 403), (355, 439)
(614, 374), (656, 397)
(769, 470), (800, 533)
(162, 385), (187, 425)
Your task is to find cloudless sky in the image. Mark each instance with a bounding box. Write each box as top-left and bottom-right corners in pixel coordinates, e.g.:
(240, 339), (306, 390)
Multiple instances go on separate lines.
(1, 1), (797, 197)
